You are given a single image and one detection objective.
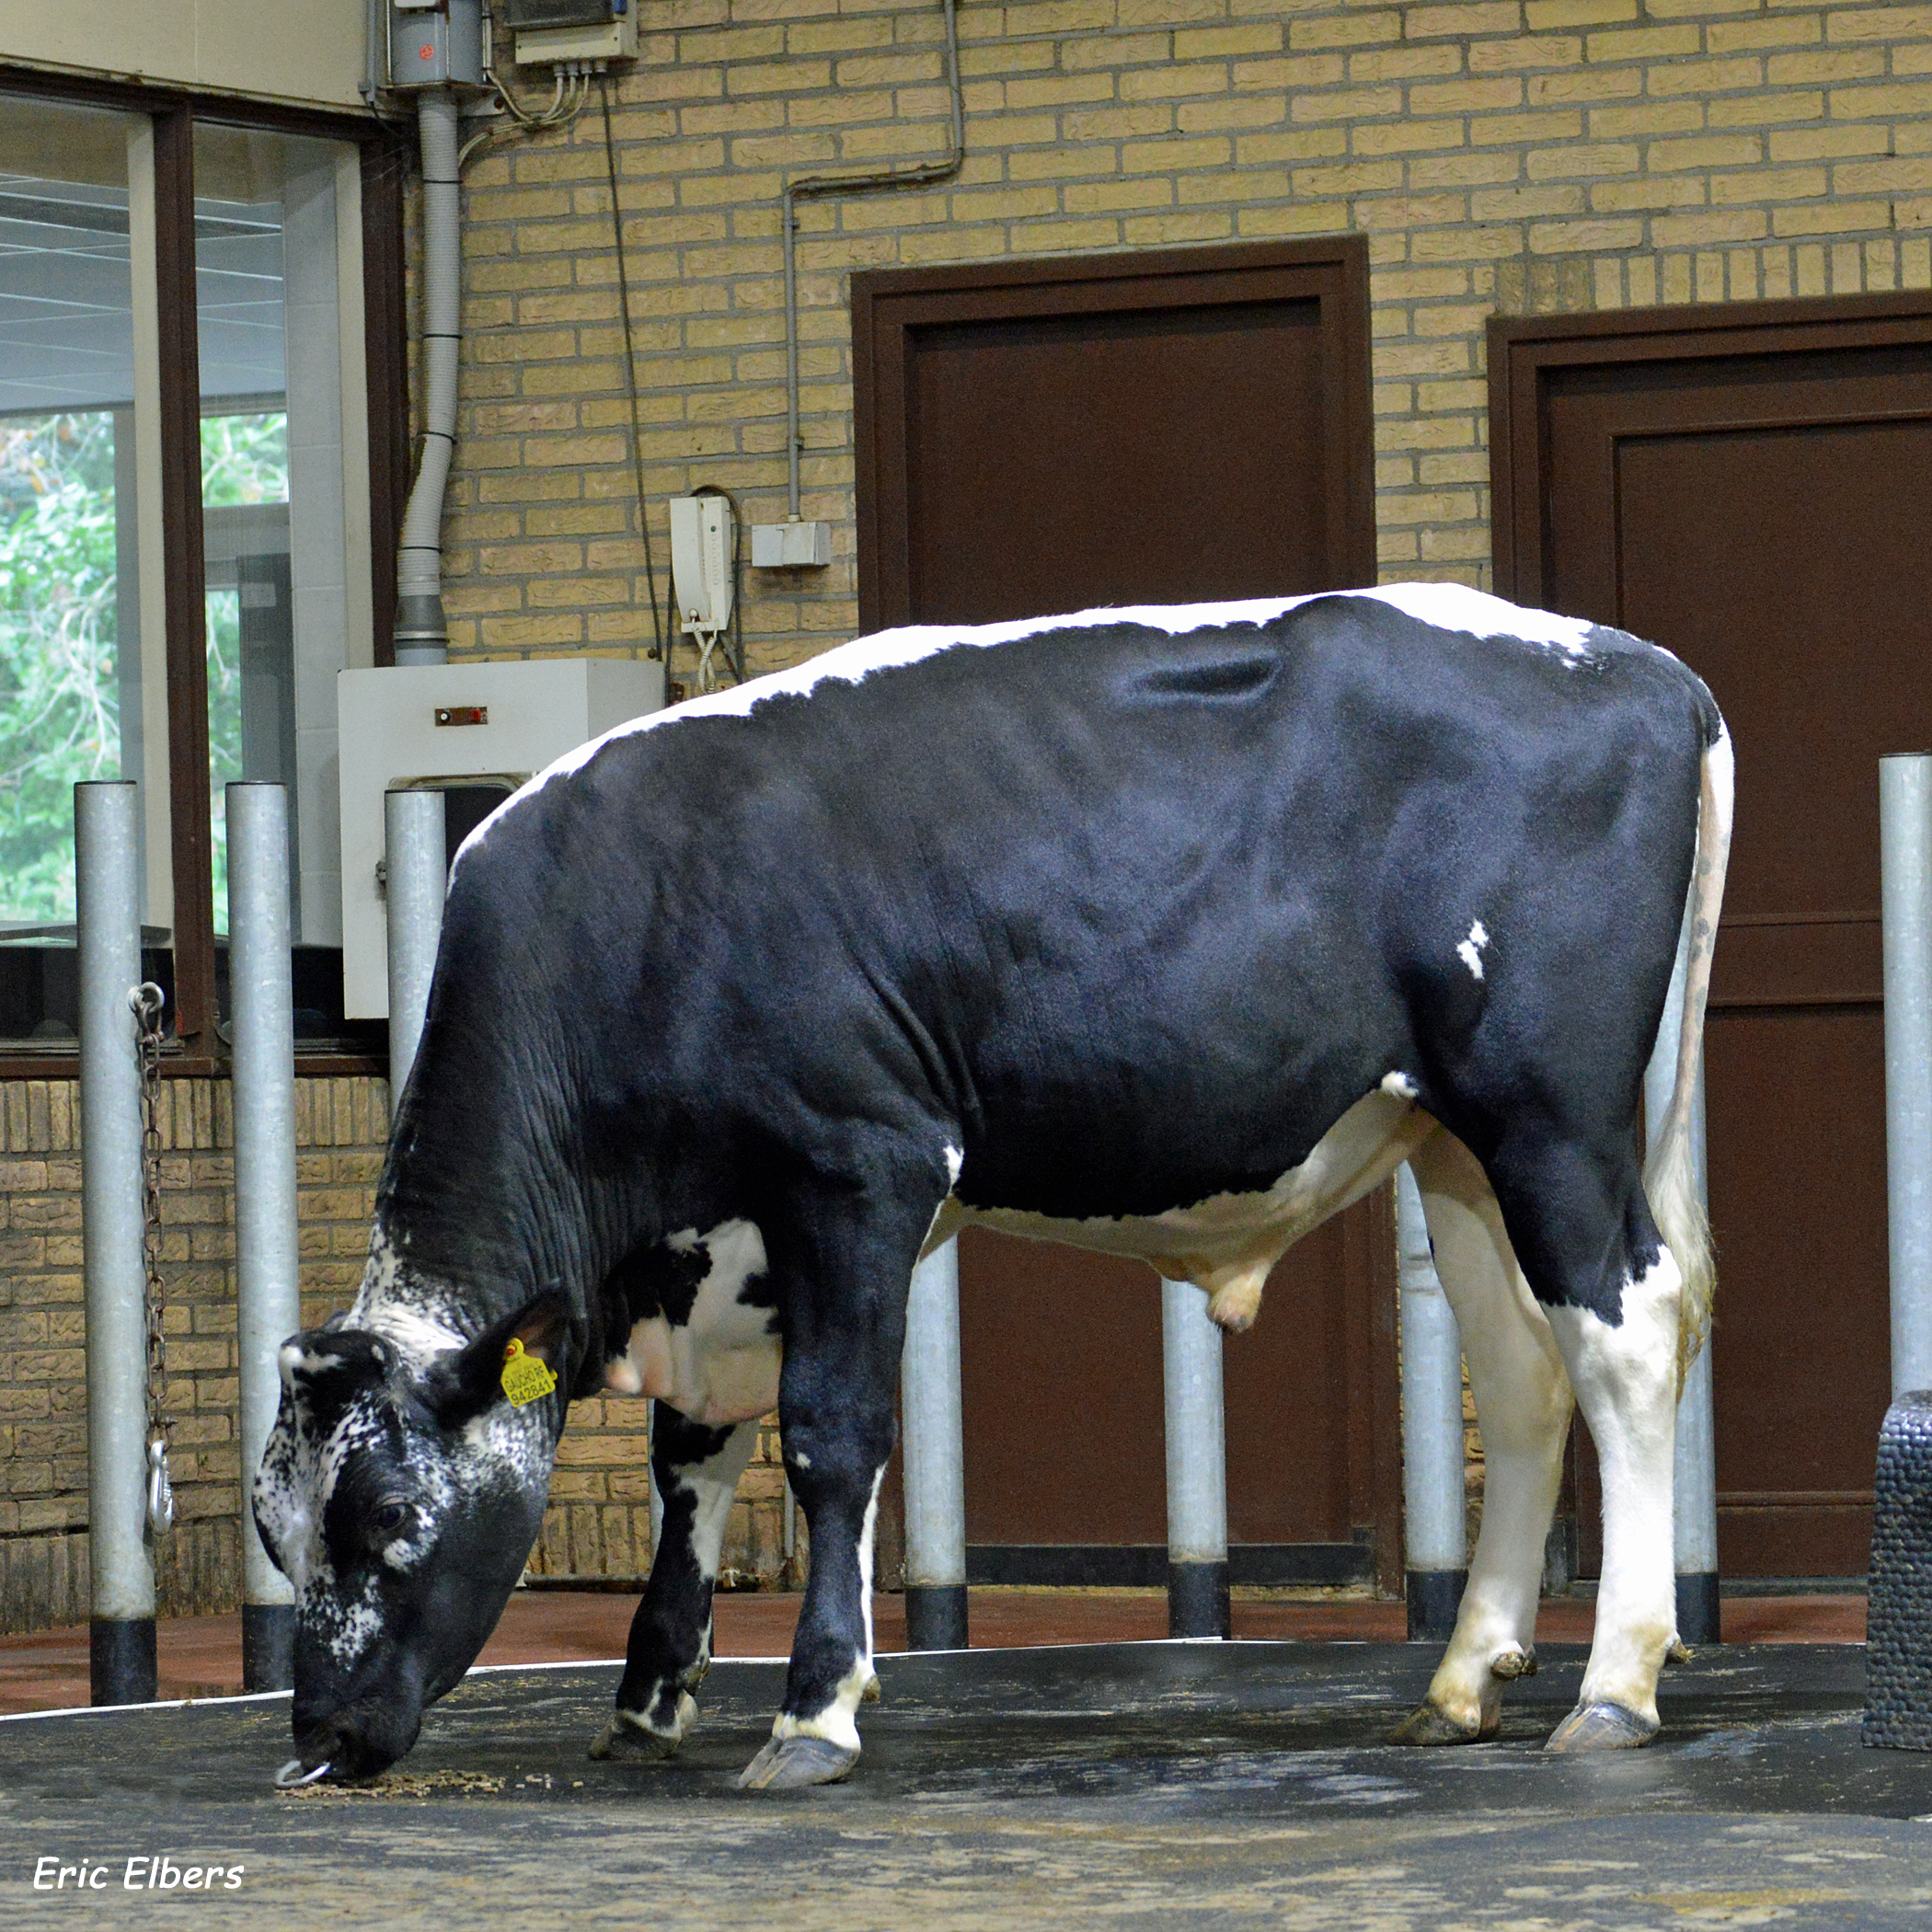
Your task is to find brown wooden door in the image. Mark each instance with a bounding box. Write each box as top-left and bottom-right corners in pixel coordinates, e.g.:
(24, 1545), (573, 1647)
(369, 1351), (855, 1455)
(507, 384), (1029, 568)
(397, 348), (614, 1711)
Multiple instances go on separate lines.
(1492, 295), (1932, 1577)
(853, 238), (1399, 1586)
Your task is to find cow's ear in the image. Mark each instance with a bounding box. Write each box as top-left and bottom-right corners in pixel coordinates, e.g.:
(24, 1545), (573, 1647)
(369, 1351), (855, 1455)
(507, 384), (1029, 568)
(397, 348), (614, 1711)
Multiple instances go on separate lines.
(424, 1291), (571, 1426)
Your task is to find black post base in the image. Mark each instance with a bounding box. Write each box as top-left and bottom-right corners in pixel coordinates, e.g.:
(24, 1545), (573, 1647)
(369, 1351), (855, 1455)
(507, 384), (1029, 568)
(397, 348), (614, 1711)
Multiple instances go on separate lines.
(1167, 1558), (1230, 1639)
(1675, 1570), (1721, 1648)
(90, 1617), (157, 1707)
(1406, 1568), (1467, 1643)
(243, 1603), (297, 1692)
(903, 1583), (970, 1652)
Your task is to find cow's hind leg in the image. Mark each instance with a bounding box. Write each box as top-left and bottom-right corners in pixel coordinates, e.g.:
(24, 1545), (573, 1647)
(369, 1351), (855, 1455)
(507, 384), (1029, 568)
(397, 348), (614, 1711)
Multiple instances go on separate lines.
(591, 1409), (758, 1760)
(1391, 1128), (1573, 1745)
(736, 1179), (934, 1792)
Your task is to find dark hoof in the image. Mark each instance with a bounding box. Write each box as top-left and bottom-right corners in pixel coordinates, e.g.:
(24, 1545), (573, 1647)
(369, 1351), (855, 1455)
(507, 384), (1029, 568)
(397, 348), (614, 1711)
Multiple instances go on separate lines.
(587, 1699), (693, 1762)
(1545, 1701), (1658, 1752)
(1387, 1701), (1491, 1746)
(735, 1734), (860, 1790)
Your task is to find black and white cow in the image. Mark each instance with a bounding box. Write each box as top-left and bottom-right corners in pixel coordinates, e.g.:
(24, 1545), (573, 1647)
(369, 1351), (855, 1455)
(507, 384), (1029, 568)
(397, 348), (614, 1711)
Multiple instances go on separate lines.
(256, 583), (1731, 1789)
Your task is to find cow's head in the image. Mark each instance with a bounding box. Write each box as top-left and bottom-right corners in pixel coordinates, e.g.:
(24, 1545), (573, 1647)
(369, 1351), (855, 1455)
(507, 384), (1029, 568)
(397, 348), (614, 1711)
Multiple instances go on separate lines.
(252, 1290), (569, 1782)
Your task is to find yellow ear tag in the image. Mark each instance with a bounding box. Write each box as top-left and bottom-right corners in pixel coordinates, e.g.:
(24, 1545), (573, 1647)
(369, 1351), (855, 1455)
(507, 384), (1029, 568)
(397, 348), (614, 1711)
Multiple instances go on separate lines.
(500, 1336), (558, 1408)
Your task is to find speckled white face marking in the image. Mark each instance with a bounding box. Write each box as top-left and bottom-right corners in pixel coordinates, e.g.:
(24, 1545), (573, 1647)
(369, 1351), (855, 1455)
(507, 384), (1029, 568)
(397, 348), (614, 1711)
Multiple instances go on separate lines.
(1457, 919), (1489, 981)
(453, 585), (1606, 870)
(606, 1219), (780, 1427)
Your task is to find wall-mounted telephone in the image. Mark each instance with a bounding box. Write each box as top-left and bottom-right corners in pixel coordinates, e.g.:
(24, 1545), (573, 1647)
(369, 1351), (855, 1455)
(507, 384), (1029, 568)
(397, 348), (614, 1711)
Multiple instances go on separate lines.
(669, 494), (735, 692)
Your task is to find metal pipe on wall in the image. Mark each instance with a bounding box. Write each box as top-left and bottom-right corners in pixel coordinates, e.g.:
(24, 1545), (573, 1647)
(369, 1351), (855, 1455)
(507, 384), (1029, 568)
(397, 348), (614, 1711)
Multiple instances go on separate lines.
(385, 788), (447, 1095)
(1882, 754), (1932, 1400)
(77, 781), (156, 1706)
(227, 783), (299, 1692)
(901, 1236), (967, 1650)
(1397, 1161), (1466, 1641)
(1646, 901), (1719, 1647)
(1162, 1278), (1230, 1639)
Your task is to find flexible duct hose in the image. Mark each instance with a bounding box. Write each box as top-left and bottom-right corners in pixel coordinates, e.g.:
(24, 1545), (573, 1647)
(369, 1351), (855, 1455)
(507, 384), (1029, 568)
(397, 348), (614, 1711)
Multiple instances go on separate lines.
(395, 88), (461, 664)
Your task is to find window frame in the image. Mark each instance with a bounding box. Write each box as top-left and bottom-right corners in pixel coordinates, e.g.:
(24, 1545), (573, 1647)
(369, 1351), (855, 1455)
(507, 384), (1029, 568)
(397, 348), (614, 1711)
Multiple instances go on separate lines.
(0, 63), (409, 1076)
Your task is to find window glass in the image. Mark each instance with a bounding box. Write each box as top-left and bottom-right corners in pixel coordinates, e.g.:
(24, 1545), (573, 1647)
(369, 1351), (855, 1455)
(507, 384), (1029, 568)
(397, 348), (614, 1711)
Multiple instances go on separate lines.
(0, 94), (144, 1041)
(194, 124), (355, 958)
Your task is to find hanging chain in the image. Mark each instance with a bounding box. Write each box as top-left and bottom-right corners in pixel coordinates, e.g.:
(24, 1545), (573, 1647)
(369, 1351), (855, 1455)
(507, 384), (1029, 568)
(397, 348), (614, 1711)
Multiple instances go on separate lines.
(130, 983), (174, 1537)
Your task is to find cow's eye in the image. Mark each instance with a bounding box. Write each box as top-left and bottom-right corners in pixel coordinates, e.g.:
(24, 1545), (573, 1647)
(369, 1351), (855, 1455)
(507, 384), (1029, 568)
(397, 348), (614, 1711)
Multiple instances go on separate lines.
(373, 1500), (408, 1535)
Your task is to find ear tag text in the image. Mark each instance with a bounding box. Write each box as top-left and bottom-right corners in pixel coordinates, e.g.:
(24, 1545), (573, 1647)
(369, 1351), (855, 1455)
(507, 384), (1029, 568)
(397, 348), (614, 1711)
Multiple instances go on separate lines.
(501, 1337), (558, 1407)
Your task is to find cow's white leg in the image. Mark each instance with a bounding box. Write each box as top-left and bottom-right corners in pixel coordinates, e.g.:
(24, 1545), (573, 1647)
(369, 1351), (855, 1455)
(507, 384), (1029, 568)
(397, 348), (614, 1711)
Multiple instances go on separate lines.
(1391, 1128), (1573, 1745)
(592, 1409), (758, 1760)
(1542, 1247), (1683, 1749)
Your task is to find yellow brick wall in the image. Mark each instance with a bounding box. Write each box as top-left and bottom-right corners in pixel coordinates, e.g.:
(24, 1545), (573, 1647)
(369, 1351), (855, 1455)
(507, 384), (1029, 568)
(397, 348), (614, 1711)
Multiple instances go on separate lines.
(0, 1074), (790, 1627)
(442, 0), (1932, 664)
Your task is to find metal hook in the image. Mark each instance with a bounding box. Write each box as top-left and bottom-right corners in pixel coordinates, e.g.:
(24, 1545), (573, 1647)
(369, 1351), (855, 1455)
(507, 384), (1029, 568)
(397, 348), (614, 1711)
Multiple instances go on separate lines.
(145, 1436), (174, 1537)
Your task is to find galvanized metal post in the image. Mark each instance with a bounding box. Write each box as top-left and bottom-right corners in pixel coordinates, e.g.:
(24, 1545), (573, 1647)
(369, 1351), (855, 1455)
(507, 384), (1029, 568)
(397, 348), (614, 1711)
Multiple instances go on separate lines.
(227, 783), (299, 1691)
(1397, 1161), (1466, 1641)
(1162, 1277), (1229, 1639)
(1647, 903), (1719, 1647)
(77, 780), (156, 1705)
(1882, 754), (1932, 1400)
(385, 788), (446, 1095)
(902, 1236), (967, 1650)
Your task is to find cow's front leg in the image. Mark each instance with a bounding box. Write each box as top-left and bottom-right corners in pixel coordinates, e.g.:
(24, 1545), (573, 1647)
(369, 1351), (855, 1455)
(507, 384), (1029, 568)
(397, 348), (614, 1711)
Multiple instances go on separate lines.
(737, 1189), (923, 1791)
(591, 1409), (758, 1760)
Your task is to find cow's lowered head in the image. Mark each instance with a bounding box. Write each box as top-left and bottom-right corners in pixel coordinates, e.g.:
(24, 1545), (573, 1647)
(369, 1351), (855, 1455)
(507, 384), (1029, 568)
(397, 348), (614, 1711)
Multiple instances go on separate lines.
(252, 1285), (570, 1782)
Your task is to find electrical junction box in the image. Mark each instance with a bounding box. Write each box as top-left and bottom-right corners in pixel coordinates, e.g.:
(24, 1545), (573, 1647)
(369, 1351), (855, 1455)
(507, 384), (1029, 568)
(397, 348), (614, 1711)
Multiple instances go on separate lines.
(337, 656), (663, 1018)
(503, 0), (637, 63)
(389, 0), (485, 88)
(751, 522), (833, 569)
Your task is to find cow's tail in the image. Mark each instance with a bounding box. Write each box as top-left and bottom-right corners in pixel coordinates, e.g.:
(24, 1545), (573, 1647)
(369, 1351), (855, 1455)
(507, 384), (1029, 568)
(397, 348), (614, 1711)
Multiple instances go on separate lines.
(1644, 705), (1733, 1390)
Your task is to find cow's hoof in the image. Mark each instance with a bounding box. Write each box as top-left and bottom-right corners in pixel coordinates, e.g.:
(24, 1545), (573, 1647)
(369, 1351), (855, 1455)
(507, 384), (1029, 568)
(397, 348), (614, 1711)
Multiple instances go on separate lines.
(735, 1735), (860, 1791)
(1489, 1646), (1536, 1681)
(1387, 1700), (1492, 1746)
(1544, 1701), (1658, 1752)
(588, 1694), (696, 1761)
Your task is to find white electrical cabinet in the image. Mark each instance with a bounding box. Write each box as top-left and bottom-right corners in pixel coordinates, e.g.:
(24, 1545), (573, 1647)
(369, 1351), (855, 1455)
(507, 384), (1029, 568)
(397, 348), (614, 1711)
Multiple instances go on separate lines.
(338, 657), (664, 1018)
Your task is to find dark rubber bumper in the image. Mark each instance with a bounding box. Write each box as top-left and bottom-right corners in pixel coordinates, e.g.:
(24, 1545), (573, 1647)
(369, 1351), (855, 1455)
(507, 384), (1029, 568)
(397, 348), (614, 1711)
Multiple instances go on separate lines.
(90, 1617), (156, 1707)
(1167, 1559), (1230, 1639)
(243, 1603), (296, 1693)
(904, 1583), (970, 1652)
(1406, 1569), (1467, 1644)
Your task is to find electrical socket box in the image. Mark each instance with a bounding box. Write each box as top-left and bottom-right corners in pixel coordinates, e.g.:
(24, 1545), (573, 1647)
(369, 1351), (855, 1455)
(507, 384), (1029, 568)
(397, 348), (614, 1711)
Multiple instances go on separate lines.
(751, 522), (833, 569)
(389, 0), (485, 87)
(507, 0), (636, 63)
(670, 495), (735, 634)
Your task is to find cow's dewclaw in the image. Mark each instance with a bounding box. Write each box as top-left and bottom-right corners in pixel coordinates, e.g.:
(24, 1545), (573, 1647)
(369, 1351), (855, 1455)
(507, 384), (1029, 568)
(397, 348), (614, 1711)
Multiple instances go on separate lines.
(735, 1736), (860, 1790)
(1545, 1701), (1659, 1751)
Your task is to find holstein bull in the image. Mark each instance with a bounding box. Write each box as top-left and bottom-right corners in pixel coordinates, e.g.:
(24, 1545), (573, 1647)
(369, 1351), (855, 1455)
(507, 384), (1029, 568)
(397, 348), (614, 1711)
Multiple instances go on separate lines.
(256, 583), (1731, 1790)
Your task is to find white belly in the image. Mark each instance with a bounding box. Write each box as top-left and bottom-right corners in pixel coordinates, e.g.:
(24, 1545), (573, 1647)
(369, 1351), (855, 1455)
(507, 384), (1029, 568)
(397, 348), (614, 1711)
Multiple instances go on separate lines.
(932, 1091), (1432, 1329)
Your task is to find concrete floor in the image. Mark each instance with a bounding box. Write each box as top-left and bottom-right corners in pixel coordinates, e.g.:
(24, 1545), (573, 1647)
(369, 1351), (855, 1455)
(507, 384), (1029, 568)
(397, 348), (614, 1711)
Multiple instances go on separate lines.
(0, 1586), (1867, 1716)
(1, 1623), (1921, 1929)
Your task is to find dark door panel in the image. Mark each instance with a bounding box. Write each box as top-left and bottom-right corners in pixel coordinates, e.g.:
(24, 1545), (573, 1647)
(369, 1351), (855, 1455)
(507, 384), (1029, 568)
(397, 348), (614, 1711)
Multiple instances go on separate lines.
(1491, 293), (1932, 1577)
(856, 240), (1395, 1583)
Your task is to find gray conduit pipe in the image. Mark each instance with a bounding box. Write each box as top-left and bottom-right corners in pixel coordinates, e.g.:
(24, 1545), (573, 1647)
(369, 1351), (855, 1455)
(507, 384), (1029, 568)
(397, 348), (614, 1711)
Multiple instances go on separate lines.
(396, 88), (461, 665)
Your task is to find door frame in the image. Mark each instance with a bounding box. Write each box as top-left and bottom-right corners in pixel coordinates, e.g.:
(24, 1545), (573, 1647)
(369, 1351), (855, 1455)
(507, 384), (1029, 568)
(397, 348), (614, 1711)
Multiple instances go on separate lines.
(1489, 291), (1932, 607)
(851, 235), (1377, 633)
